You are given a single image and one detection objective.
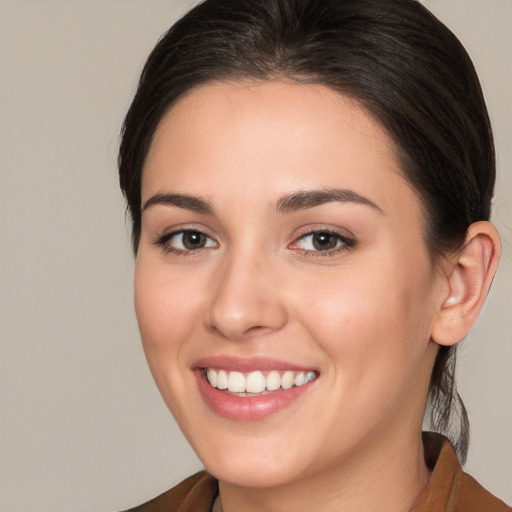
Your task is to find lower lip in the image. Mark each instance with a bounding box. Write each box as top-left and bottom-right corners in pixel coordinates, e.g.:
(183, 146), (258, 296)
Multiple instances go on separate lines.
(194, 370), (316, 420)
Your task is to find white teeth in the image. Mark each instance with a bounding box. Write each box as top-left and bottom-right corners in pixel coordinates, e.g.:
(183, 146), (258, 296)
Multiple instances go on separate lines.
(281, 371), (295, 389)
(245, 371), (266, 393)
(294, 371), (305, 387)
(304, 371), (316, 383)
(228, 371), (246, 393)
(206, 368), (317, 394)
(266, 370), (281, 391)
(206, 368), (217, 388)
(217, 370), (228, 390)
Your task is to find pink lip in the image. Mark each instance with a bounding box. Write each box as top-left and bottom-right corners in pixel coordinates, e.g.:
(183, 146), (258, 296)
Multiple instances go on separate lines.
(192, 356), (318, 421)
(193, 355), (312, 373)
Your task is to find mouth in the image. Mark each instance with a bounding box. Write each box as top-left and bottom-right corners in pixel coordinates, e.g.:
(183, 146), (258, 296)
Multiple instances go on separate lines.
(204, 368), (318, 396)
(193, 358), (319, 420)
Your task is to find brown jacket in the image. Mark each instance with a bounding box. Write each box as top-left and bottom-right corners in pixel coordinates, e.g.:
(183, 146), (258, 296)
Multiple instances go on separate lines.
(126, 434), (510, 512)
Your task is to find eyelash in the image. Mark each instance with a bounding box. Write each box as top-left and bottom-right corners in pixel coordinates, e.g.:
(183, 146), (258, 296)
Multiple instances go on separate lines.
(152, 228), (356, 257)
(292, 229), (356, 257)
(152, 229), (217, 257)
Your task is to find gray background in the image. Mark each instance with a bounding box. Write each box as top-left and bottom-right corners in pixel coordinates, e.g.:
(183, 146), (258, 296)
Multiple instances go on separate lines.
(1, 1), (510, 510)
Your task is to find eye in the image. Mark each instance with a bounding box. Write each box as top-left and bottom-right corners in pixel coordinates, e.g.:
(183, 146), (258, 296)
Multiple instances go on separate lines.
(155, 229), (217, 254)
(292, 230), (355, 254)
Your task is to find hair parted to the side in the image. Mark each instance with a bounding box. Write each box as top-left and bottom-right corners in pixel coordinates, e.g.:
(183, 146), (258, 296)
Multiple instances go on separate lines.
(118, 0), (495, 463)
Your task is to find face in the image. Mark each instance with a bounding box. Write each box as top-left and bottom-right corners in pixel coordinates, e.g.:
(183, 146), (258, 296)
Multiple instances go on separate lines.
(135, 81), (442, 488)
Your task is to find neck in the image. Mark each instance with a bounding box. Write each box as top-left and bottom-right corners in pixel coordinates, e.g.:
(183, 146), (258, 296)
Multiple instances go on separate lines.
(217, 429), (430, 512)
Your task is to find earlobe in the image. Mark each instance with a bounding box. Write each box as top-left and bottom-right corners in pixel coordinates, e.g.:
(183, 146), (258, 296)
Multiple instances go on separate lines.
(431, 221), (501, 347)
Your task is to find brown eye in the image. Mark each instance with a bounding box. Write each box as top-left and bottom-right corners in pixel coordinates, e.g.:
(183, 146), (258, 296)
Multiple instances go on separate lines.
(156, 229), (217, 253)
(182, 231), (208, 249)
(311, 232), (340, 251)
(293, 230), (355, 254)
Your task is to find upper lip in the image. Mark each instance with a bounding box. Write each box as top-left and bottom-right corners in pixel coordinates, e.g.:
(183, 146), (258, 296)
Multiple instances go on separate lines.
(193, 355), (317, 373)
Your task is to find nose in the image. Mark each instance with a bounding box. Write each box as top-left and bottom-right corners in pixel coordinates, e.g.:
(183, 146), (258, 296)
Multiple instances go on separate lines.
(204, 251), (288, 340)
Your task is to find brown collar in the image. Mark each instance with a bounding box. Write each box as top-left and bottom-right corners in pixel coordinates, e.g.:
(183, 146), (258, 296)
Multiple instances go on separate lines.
(412, 432), (510, 511)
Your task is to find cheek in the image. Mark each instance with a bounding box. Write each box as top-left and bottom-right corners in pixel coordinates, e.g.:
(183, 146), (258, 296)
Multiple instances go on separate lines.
(135, 259), (199, 339)
(292, 250), (435, 374)
(133, 259), (207, 421)
(133, 258), (203, 385)
(292, 259), (436, 437)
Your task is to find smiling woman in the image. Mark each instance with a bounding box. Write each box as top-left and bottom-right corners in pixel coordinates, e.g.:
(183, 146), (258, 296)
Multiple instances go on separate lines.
(118, 0), (510, 511)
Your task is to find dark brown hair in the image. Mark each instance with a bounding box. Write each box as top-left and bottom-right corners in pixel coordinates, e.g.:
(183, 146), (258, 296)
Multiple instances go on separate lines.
(118, 0), (495, 463)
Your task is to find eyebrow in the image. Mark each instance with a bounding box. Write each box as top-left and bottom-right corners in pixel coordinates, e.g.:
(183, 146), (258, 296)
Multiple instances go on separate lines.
(276, 188), (384, 214)
(142, 193), (215, 215)
(141, 188), (383, 216)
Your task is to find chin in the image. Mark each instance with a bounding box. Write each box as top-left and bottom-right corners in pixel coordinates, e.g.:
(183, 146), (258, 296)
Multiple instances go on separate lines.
(205, 457), (301, 489)
(188, 427), (320, 489)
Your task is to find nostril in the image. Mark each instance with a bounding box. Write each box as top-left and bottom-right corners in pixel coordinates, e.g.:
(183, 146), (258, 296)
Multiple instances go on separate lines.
(248, 325), (265, 332)
(209, 323), (272, 339)
(244, 325), (277, 338)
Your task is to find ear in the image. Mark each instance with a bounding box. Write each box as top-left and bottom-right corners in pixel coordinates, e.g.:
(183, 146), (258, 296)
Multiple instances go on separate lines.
(431, 221), (501, 346)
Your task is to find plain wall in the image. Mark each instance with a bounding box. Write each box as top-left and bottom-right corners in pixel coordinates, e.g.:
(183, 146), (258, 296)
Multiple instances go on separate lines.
(0, 1), (510, 510)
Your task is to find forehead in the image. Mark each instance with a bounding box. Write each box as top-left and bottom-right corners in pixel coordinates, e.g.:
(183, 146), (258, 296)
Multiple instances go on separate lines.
(142, 80), (419, 219)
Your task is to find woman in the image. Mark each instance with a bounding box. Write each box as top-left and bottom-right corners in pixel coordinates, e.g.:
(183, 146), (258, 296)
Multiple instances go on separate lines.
(118, 0), (510, 510)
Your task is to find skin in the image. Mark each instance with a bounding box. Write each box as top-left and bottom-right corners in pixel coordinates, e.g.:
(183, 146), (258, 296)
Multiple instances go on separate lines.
(135, 80), (455, 512)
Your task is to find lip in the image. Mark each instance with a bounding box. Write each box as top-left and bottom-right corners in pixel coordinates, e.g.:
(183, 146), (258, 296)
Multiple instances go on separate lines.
(193, 356), (318, 420)
(193, 355), (313, 373)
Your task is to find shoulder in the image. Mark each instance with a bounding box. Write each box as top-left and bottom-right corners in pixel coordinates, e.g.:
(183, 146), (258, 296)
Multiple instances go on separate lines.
(413, 433), (511, 512)
(456, 472), (511, 512)
(123, 471), (218, 512)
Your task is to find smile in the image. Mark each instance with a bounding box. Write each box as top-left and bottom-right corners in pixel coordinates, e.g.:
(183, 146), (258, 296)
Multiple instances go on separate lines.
(206, 369), (318, 395)
(194, 358), (319, 420)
